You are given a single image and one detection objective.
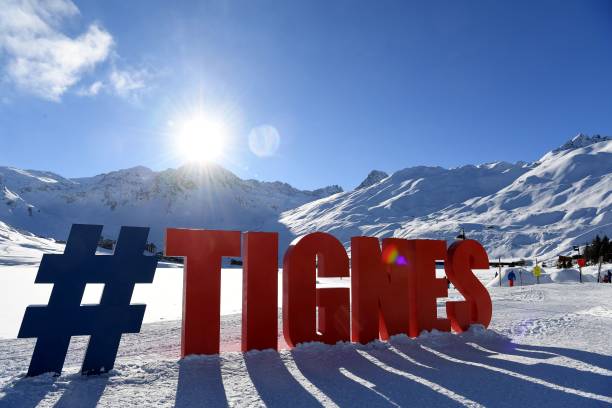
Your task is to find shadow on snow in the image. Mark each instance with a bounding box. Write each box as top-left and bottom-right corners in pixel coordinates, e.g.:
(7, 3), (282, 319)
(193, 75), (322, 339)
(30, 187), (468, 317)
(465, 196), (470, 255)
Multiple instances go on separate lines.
(1, 333), (610, 407)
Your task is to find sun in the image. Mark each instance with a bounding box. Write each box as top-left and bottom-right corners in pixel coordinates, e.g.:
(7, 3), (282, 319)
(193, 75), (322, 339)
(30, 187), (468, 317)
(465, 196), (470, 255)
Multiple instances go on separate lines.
(173, 113), (228, 163)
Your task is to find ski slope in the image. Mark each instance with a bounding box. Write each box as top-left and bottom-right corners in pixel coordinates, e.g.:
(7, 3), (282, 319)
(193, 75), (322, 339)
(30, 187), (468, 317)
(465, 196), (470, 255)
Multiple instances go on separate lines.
(281, 135), (612, 261)
(0, 221), (64, 266)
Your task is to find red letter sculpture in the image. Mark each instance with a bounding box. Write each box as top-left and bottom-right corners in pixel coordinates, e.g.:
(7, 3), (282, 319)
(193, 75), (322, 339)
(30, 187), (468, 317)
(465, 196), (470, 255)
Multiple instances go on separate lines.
(405, 239), (450, 336)
(165, 229), (241, 356)
(445, 240), (492, 332)
(283, 232), (350, 347)
(351, 237), (412, 342)
(242, 232), (278, 351)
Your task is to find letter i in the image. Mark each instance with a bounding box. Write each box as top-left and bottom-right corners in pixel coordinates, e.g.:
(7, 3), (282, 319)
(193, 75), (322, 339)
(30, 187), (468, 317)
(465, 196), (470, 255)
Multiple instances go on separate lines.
(242, 232), (278, 351)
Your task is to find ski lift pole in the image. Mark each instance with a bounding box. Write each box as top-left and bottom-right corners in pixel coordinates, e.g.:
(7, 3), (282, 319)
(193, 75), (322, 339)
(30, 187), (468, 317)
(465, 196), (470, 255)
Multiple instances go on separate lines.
(577, 257), (585, 283)
(577, 245), (583, 283)
(597, 256), (603, 283)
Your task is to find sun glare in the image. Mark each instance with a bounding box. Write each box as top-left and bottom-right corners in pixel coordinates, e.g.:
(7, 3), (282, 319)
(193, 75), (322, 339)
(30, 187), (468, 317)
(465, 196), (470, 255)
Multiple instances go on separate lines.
(174, 114), (228, 163)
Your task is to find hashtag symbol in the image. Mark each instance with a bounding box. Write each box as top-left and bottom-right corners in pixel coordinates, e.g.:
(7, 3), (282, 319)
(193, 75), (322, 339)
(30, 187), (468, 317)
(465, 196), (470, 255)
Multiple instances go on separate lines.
(18, 224), (157, 376)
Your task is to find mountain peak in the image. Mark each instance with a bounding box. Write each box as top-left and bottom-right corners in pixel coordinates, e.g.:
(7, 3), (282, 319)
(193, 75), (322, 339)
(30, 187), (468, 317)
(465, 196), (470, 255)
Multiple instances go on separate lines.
(554, 133), (610, 153)
(356, 170), (388, 190)
(311, 185), (343, 197)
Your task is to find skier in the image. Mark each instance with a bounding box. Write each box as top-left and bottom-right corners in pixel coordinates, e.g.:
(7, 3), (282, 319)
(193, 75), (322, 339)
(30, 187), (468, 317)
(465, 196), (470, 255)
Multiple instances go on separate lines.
(507, 270), (516, 287)
(606, 270), (612, 283)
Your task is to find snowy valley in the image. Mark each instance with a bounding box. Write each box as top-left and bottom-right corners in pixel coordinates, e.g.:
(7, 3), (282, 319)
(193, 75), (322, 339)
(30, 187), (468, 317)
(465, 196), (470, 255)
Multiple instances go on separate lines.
(1, 134), (610, 264)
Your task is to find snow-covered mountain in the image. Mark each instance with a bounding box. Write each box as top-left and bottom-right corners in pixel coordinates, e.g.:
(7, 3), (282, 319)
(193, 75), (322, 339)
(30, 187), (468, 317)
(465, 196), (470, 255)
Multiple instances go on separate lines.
(1, 134), (610, 261)
(356, 170), (389, 190)
(280, 162), (533, 246)
(281, 134), (612, 261)
(0, 164), (342, 250)
(0, 221), (64, 266)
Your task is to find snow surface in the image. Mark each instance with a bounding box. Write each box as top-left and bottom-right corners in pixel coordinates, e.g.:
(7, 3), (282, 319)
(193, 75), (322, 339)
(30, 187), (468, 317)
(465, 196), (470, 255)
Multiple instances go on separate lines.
(0, 221), (64, 266)
(485, 265), (608, 287)
(548, 269), (597, 284)
(0, 278), (610, 406)
(1, 243), (611, 407)
(485, 267), (552, 287)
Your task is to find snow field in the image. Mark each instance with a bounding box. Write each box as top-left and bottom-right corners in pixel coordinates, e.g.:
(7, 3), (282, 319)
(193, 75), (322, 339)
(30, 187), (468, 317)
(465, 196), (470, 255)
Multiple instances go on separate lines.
(1, 263), (609, 339)
(486, 265), (606, 288)
(1, 263), (611, 406)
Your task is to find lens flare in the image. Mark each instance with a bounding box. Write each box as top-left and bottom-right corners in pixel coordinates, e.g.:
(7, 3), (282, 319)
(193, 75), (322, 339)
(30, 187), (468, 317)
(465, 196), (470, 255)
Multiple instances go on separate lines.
(248, 125), (280, 157)
(382, 244), (408, 265)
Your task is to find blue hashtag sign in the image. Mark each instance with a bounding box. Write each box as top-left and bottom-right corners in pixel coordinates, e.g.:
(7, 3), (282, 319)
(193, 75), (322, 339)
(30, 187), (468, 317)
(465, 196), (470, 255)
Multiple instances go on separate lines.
(18, 224), (157, 376)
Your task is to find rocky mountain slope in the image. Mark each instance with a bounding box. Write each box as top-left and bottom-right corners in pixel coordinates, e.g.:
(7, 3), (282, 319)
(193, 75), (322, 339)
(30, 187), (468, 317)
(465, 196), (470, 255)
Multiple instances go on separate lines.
(1, 134), (609, 261)
(0, 164), (342, 250)
(280, 134), (611, 260)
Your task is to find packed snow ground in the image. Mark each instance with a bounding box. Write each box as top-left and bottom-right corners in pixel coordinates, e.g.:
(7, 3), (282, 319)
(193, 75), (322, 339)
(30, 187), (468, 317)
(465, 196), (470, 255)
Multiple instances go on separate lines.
(1, 229), (611, 406)
(1, 259), (611, 406)
(3, 257), (608, 339)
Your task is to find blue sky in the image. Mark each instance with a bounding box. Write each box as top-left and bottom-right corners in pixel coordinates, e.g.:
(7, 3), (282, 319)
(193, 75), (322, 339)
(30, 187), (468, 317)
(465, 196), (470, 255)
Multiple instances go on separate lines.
(1, 0), (611, 190)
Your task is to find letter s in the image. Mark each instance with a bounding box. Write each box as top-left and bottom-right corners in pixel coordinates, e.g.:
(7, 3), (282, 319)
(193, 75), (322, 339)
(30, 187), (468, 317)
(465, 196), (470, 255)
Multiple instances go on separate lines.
(445, 240), (492, 332)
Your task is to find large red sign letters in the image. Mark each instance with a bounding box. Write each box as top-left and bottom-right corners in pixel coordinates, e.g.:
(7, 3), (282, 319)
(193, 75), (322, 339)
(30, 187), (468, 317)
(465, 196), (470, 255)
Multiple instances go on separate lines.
(165, 229), (492, 357)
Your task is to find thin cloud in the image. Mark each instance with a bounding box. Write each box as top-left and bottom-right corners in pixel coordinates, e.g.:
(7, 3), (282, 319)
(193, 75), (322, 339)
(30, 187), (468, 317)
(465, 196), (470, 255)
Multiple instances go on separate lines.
(0, 0), (114, 101)
(76, 80), (103, 96)
(76, 66), (153, 101)
(109, 67), (149, 98)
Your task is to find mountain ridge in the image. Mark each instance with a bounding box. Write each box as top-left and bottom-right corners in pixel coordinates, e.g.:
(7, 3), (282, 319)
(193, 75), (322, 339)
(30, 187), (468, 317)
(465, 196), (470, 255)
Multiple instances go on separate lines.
(0, 163), (343, 250)
(281, 134), (611, 260)
(1, 134), (609, 260)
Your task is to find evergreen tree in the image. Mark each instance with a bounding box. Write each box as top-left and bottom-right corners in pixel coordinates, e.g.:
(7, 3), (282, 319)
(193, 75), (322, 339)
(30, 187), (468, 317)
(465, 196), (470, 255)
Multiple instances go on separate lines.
(583, 244), (592, 264)
(584, 234), (611, 264)
(602, 235), (610, 263)
(593, 235), (602, 264)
